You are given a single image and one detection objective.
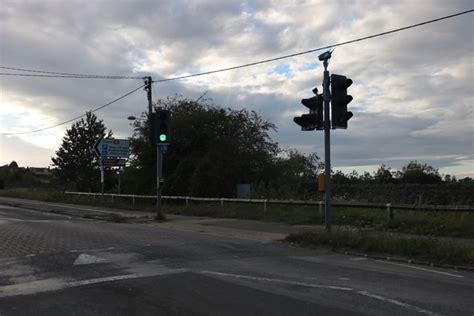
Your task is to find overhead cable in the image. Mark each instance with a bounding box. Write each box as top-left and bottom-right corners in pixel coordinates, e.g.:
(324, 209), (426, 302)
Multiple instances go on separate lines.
(0, 10), (471, 83)
(0, 84), (146, 135)
(152, 9), (473, 83)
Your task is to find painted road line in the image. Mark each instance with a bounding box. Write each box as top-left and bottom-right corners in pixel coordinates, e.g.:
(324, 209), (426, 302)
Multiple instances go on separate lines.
(376, 260), (464, 278)
(200, 271), (353, 291)
(357, 290), (441, 316)
(349, 257), (367, 261)
(201, 270), (442, 315)
(0, 269), (188, 298)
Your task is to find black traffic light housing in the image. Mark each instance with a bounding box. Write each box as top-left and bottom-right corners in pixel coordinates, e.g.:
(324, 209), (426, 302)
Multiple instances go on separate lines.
(293, 88), (324, 131)
(330, 74), (353, 129)
(149, 110), (171, 146)
(156, 109), (171, 145)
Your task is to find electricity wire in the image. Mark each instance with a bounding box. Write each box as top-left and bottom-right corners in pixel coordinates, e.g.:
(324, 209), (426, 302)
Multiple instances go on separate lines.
(0, 9), (471, 82)
(0, 9), (471, 135)
(152, 9), (473, 83)
(0, 66), (144, 79)
(1, 84), (146, 135)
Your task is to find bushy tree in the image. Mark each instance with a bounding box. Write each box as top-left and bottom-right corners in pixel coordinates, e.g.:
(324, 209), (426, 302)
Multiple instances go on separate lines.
(128, 96), (279, 197)
(51, 112), (112, 191)
(395, 161), (442, 184)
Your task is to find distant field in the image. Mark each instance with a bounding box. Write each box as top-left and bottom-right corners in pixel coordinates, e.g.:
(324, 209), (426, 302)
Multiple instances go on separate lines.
(1, 188), (473, 238)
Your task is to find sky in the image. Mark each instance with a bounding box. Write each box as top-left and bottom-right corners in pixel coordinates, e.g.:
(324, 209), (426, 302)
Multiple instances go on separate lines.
(0, 0), (473, 178)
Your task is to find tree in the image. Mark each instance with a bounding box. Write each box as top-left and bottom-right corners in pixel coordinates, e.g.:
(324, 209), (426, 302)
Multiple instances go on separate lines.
(374, 164), (394, 184)
(51, 112), (112, 191)
(128, 96), (279, 197)
(395, 161), (442, 184)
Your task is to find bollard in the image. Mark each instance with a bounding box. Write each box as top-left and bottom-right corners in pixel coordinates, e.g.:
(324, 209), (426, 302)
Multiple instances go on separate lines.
(132, 195), (135, 207)
(111, 194), (114, 203)
(263, 200), (268, 213)
(220, 198), (224, 208)
(386, 203), (393, 224)
(186, 197), (189, 206)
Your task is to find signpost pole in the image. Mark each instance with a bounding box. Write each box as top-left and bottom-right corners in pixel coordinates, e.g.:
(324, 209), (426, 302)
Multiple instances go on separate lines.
(100, 159), (104, 198)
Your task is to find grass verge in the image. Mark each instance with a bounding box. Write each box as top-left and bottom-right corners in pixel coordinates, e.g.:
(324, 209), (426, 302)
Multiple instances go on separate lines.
(285, 230), (474, 267)
(1, 188), (473, 238)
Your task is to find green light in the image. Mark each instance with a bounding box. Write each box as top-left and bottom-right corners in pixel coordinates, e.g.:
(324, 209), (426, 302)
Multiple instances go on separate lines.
(159, 134), (167, 142)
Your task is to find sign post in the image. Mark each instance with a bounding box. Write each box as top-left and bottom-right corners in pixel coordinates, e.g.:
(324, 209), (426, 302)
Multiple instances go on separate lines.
(93, 138), (130, 196)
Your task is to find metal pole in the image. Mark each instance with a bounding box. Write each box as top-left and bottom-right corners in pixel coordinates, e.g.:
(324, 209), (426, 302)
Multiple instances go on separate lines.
(100, 159), (104, 198)
(323, 59), (332, 232)
(156, 145), (163, 219)
(117, 168), (121, 194)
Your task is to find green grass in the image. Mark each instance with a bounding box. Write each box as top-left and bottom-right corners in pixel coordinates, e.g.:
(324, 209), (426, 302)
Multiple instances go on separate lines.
(2, 188), (473, 238)
(285, 231), (474, 267)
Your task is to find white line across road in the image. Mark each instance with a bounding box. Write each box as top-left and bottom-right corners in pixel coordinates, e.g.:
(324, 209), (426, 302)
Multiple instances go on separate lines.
(376, 260), (464, 278)
(200, 270), (441, 316)
(356, 291), (441, 316)
(200, 270), (353, 291)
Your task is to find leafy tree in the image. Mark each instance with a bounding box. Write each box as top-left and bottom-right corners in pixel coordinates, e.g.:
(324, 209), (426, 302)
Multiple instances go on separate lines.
(395, 161), (442, 184)
(128, 96), (280, 197)
(374, 164), (394, 184)
(254, 149), (323, 199)
(51, 112), (112, 191)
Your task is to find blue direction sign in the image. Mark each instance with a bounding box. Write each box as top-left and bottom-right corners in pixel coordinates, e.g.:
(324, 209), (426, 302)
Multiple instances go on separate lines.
(94, 138), (130, 158)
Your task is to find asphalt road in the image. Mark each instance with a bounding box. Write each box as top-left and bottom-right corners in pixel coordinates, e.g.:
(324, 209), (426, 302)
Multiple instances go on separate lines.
(0, 201), (473, 315)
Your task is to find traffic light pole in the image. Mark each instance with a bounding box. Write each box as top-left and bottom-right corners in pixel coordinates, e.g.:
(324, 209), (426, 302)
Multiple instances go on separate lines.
(322, 59), (332, 232)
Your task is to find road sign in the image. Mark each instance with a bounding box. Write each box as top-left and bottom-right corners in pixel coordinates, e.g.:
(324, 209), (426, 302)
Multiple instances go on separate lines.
(94, 138), (130, 158)
(102, 158), (126, 167)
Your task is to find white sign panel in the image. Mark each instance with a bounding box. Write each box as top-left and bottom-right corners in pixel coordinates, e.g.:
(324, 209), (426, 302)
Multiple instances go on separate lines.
(94, 138), (130, 158)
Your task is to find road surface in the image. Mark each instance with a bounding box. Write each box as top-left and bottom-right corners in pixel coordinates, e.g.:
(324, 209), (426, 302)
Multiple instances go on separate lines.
(0, 200), (473, 315)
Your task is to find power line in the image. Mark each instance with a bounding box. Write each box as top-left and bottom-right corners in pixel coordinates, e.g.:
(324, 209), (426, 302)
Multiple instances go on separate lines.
(0, 83), (146, 135)
(0, 66), (144, 79)
(0, 10), (471, 83)
(152, 9), (473, 83)
(0, 9), (471, 136)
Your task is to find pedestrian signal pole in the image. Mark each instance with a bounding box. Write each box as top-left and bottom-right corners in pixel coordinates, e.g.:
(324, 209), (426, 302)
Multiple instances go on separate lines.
(321, 52), (332, 232)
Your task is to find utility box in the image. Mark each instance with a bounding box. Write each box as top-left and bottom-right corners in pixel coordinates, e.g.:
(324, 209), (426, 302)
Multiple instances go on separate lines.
(318, 174), (325, 192)
(236, 184), (251, 199)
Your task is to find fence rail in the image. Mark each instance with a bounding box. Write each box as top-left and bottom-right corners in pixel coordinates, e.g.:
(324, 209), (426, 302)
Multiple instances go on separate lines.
(64, 191), (474, 215)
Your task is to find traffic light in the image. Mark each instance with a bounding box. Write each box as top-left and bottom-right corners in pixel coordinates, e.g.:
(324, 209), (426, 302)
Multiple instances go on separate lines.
(293, 89), (323, 131)
(149, 112), (157, 146)
(156, 109), (171, 145)
(330, 74), (353, 129)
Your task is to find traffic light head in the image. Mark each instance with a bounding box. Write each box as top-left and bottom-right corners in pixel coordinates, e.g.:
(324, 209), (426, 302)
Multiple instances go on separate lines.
(156, 109), (171, 145)
(294, 93), (324, 131)
(331, 74), (353, 129)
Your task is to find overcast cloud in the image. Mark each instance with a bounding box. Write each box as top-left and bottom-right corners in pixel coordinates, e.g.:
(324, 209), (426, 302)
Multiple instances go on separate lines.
(0, 0), (473, 177)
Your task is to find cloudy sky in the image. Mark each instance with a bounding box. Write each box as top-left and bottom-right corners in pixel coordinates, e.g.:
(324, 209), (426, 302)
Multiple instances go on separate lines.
(0, 0), (473, 177)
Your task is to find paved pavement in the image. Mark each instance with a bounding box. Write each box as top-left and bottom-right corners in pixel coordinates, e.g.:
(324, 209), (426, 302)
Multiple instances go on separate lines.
(0, 198), (473, 315)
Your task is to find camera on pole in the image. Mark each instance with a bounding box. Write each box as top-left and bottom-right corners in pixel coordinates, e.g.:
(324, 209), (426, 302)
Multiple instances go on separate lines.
(293, 88), (324, 131)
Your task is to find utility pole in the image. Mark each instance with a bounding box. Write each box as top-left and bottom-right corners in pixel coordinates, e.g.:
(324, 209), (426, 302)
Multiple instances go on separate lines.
(145, 76), (164, 220)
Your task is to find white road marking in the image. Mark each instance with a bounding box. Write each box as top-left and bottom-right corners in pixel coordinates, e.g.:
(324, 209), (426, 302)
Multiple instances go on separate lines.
(66, 274), (138, 287)
(200, 271), (353, 291)
(357, 290), (441, 316)
(376, 260), (464, 278)
(201, 270), (442, 315)
(350, 257), (367, 261)
(0, 269), (188, 298)
(338, 277), (350, 281)
(73, 254), (106, 265)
